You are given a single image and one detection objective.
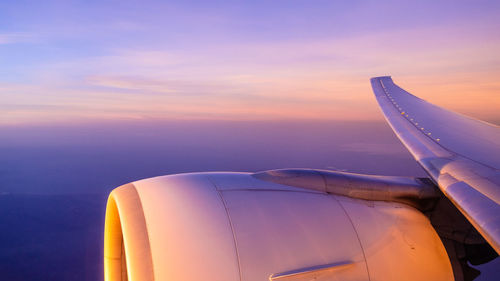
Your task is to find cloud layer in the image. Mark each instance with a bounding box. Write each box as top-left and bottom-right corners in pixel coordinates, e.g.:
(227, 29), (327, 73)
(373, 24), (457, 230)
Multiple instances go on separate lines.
(1, 1), (499, 125)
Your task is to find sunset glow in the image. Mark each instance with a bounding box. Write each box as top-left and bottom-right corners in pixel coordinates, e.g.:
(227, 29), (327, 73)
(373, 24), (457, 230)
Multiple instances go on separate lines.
(2, 2), (500, 280)
(1, 0), (499, 125)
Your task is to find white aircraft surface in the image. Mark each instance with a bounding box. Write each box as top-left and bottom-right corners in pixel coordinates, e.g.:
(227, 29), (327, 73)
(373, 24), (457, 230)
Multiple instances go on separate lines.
(103, 77), (499, 281)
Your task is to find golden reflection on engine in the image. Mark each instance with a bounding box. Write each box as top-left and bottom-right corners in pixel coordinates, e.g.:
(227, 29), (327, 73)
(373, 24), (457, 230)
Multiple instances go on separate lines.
(104, 192), (126, 281)
(104, 184), (153, 281)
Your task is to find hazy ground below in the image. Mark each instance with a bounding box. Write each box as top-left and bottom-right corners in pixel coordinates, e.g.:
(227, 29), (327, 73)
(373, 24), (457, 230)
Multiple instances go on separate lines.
(0, 120), (497, 280)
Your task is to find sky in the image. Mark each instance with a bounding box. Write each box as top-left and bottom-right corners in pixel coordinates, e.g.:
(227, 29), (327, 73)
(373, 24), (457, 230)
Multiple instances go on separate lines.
(1, 0), (500, 125)
(1, 1), (500, 280)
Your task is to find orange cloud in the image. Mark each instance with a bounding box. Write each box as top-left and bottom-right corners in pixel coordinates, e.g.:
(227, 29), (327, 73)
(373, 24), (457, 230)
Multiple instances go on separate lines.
(3, 20), (499, 125)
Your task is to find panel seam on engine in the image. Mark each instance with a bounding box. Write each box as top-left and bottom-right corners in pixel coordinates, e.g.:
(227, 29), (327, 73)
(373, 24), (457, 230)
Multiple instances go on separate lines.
(331, 195), (372, 281)
(205, 175), (243, 281)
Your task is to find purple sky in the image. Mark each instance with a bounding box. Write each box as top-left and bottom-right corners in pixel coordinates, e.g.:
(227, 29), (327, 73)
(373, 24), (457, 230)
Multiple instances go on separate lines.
(1, 0), (499, 125)
(0, 1), (499, 280)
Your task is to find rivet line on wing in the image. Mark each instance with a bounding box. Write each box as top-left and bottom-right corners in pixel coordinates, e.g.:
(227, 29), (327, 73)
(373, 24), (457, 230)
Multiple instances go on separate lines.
(378, 78), (441, 143)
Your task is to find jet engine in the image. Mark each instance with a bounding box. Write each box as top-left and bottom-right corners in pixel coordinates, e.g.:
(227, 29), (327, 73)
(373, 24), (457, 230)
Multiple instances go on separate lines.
(104, 170), (495, 281)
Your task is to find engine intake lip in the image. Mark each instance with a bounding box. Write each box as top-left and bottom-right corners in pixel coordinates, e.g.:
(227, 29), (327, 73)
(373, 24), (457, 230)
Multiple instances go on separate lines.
(104, 183), (154, 281)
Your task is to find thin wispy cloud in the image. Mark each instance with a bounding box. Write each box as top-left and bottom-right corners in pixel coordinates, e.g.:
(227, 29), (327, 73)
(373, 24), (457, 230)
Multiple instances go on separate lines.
(1, 1), (499, 125)
(0, 33), (37, 44)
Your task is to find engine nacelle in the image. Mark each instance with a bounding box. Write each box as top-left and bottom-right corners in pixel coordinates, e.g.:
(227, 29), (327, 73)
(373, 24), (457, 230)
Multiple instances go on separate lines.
(104, 172), (454, 281)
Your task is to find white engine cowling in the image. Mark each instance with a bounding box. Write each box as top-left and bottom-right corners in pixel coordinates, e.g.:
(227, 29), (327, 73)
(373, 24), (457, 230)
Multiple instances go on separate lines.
(104, 172), (454, 281)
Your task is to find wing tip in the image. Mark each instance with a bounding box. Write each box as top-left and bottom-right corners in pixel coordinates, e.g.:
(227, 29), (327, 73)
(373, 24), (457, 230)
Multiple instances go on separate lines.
(370, 75), (393, 83)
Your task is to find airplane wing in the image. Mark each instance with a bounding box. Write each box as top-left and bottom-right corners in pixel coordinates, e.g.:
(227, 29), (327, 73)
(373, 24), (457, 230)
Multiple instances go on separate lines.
(371, 76), (500, 254)
(102, 77), (498, 281)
